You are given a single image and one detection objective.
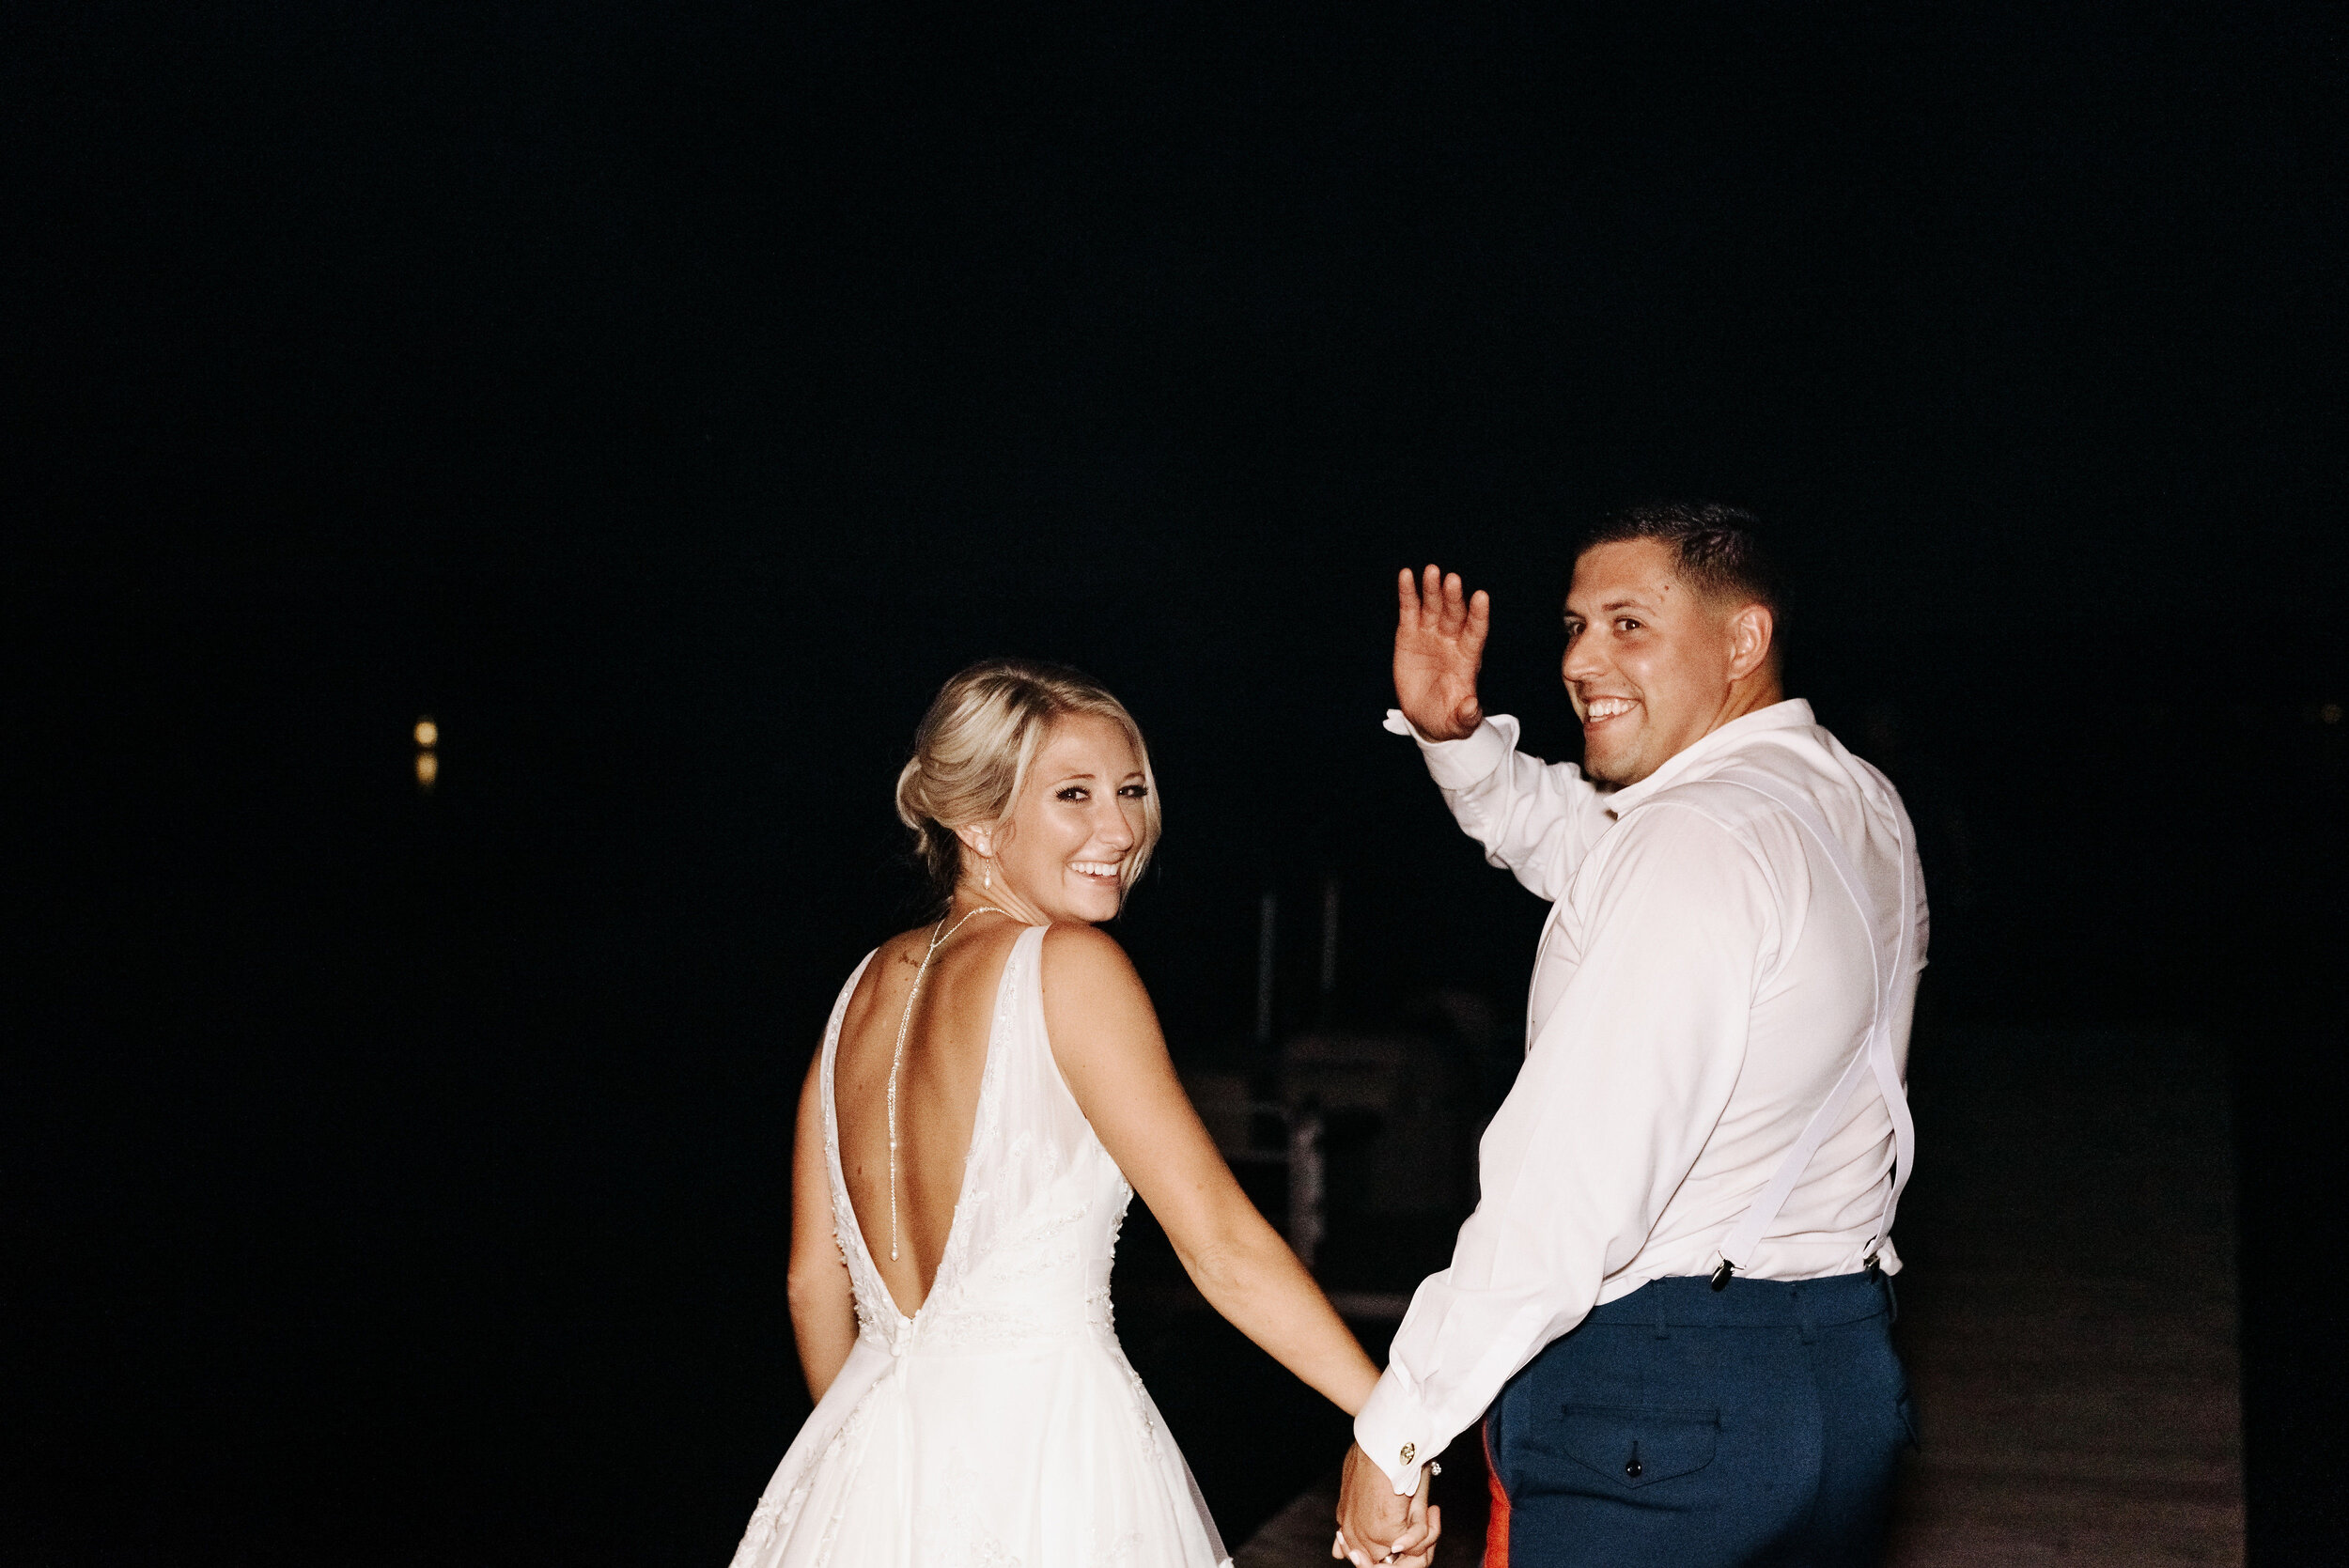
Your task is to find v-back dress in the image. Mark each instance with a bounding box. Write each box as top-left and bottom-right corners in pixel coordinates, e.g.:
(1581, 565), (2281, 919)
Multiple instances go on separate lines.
(726, 924), (1230, 1568)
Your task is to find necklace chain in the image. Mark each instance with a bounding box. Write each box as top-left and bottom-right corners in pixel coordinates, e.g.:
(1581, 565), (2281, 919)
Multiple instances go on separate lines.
(886, 905), (1003, 1263)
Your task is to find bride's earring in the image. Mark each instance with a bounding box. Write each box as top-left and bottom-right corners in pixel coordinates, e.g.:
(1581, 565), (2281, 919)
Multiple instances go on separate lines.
(983, 860), (991, 890)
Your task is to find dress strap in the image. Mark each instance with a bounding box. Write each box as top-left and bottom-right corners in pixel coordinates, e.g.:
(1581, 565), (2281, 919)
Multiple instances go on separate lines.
(1704, 768), (1917, 1285)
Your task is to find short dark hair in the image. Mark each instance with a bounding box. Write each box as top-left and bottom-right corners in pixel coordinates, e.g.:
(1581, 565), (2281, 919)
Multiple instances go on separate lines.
(1579, 501), (1784, 629)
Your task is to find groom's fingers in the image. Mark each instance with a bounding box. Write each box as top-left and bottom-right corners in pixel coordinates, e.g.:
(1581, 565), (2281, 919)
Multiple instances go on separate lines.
(1464, 587), (1491, 653)
(1399, 567), (1490, 652)
(1381, 1523), (1440, 1568)
(1382, 1485), (1433, 1553)
(1382, 1535), (1439, 1563)
(1392, 1504), (1441, 1568)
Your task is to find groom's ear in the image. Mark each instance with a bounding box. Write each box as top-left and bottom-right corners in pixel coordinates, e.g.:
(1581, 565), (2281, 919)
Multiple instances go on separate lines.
(1724, 602), (1776, 681)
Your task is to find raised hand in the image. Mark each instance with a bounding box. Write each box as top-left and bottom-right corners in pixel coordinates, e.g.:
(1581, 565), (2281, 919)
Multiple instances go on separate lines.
(1392, 566), (1490, 743)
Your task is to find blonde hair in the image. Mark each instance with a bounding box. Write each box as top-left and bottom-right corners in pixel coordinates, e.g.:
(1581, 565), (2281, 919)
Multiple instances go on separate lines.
(894, 660), (1162, 915)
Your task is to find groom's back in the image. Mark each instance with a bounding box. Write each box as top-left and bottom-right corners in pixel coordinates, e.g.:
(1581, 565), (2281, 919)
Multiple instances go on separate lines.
(1611, 725), (1924, 1282)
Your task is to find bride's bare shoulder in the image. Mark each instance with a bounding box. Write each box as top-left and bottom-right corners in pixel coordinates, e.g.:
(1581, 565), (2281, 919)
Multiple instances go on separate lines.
(1039, 924), (1157, 1045)
(1039, 922), (1143, 989)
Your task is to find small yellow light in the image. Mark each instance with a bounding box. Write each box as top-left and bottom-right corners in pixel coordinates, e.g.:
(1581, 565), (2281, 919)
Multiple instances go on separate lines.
(414, 718), (440, 747)
(2324, 703), (2343, 725)
(415, 751), (440, 787)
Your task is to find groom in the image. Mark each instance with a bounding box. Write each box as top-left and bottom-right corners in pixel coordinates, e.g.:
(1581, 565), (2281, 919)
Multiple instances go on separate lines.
(1336, 504), (1925, 1567)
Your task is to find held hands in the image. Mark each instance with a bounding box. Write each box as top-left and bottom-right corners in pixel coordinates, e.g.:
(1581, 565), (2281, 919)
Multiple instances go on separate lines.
(1332, 1442), (1441, 1568)
(1392, 566), (1490, 743)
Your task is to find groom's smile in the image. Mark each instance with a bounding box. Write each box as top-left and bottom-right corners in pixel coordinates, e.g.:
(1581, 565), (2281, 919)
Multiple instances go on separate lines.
(1574, 692), (1645, 753)
(1580, 695), (1640, 724)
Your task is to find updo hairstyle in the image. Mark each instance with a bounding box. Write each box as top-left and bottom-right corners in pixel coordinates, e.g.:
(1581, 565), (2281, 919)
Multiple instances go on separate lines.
(894, 659), (1162, 916)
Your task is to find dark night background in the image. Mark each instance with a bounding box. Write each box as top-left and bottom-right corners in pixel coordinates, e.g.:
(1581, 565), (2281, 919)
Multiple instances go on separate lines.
(6, 4), (2343, 1563)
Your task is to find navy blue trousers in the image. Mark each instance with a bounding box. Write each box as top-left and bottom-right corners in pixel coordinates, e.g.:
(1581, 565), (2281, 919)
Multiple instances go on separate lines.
(1486, 1270), (1914, 1567)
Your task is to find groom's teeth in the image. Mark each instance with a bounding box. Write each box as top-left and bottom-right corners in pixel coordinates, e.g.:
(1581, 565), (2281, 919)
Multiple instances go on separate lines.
(1586, 698), (1635, 721)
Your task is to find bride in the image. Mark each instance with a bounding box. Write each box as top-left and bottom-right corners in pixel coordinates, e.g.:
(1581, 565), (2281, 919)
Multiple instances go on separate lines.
(726, 660), (1439, 1568)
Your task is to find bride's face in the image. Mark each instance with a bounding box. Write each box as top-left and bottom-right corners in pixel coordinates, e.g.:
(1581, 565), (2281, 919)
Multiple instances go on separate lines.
(981, 713), (1149, 925)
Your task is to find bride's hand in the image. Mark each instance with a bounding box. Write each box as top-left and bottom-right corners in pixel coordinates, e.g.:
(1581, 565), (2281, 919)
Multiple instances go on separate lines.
(1393, 566), (1489, 743)
(1332, 1506), (1441, 1567)
(1334, 1502), (1441, 1567)
(1333, 1452), (1442, 1568)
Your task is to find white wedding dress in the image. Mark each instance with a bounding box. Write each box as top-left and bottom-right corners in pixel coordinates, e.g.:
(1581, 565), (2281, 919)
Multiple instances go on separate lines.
(727, 924), (1231, 1568)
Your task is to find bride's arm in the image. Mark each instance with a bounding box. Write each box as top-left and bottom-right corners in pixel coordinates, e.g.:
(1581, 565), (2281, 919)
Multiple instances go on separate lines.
(786, 1048), (857, 1402)
(1041, 924), (1381, 1417)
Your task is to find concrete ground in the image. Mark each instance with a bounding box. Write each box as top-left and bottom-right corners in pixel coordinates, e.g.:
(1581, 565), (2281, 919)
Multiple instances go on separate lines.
(1237, 1028), (2244, 1567)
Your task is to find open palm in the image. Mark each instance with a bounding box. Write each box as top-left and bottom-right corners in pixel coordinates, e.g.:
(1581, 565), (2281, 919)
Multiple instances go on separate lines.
(1392, 565), (1490, 742)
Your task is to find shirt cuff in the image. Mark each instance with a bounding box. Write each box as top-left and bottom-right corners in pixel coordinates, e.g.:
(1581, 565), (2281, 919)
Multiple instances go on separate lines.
(1354, 1367), (1445, 1495)
(1382, 709), (1517, 792)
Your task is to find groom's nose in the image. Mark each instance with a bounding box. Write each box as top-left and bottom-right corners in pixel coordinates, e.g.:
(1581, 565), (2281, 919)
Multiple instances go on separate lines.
(1563, 633), (1606, 688)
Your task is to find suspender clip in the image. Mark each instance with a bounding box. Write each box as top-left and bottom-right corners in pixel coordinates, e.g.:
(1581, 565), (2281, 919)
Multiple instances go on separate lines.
(1709, 1259), (1734, 1292)
(1864, 1249), (1899, 1322)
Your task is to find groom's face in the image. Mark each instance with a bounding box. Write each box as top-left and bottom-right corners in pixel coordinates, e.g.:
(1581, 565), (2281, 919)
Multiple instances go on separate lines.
(1561, 538), (1747, 786)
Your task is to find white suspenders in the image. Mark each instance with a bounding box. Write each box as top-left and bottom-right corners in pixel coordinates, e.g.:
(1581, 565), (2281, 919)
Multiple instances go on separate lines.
(1702, 768), (1918, 1289)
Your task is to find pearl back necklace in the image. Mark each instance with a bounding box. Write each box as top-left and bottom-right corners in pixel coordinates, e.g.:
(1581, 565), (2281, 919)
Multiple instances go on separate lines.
(886, 906), (1003, 1262)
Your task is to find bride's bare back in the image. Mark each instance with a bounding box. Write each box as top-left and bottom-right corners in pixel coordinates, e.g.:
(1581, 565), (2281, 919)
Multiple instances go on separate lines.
(830, 913), (1021, 1318)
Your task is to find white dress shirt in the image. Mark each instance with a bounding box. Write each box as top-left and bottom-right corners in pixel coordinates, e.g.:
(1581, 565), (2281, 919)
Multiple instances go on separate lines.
(1353, 698), (1927, 1491)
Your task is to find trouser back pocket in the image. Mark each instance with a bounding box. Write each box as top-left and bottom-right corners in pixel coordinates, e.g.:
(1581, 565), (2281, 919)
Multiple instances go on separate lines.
(1556, 1403), (1720, 1488)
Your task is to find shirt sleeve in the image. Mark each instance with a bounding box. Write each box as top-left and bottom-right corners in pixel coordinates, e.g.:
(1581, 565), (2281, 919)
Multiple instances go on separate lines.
(1382, 710), (1614, 903)
(1352, 803), (1778, 1491)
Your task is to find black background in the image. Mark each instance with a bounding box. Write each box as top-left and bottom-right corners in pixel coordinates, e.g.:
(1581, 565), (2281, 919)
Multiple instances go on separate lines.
(7, 4), (2344, 1562)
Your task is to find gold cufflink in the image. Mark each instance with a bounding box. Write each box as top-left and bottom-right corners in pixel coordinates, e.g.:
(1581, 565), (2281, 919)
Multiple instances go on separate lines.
(1400, 1443), (1415, 1464)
